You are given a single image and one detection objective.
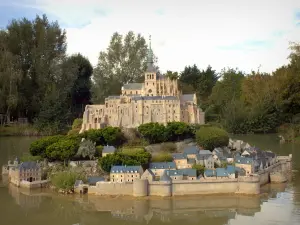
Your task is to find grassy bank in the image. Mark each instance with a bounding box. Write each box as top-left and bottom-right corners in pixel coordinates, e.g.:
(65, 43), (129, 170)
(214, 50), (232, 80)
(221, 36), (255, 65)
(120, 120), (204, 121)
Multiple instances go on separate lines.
(0, 124), (48, 136)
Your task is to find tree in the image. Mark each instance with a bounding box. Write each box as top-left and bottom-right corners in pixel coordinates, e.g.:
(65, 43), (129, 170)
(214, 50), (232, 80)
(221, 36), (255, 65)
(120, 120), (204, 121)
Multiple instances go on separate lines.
(192, 164), (205, 176)
(138, 122), (166, 144)
(179, 65), (219, 107)
(195, 125), (229, 150)
(29, 135), (65, 157)
(76, 139), (96, 160)
(164, 122), (191, 141)
(92, 31), (149, 103)
(46, 139), (79, 164)
(101, 126), (125, 146)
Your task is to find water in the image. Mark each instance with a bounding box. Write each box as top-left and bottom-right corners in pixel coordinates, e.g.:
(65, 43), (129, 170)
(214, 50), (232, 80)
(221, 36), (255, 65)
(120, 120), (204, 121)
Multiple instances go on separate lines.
(0, 134), (300, 225)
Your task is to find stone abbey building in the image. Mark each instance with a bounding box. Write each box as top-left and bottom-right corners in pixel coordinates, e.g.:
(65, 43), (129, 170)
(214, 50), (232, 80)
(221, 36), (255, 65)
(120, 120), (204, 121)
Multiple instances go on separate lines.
(80, 38), (205, 133)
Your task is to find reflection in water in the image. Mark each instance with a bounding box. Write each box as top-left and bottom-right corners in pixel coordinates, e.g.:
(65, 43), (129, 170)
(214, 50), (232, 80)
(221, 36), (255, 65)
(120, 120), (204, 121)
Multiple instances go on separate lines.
(4, 183), (290, 225)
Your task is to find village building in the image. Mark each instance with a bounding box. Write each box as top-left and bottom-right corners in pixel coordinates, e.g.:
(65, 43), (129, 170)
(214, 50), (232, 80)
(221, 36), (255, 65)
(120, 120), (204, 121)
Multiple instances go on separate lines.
(9, 161), (42, 186)
(166, 168), (197, 181)
(235, 156), (254, 175)
(149, 162), (176, 177)
(141, 169), (155, 181)
(79, 36), (205, 133)
(110, 166), (143, 183)
(102, 145), (116, 157)
(172, 153), (193, 169)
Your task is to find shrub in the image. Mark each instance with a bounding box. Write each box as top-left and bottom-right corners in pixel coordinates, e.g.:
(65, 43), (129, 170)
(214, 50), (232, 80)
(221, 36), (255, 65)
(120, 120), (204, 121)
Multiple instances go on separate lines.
(29, 135), (65, 157)
(160, 142), (177, 153)
(121, 147), (145, 155)
(72, 118), (83, 130)
(138, 122), (166, 143)
(165, 122), (192, 141)
(151, 153), (173, 162)
(82, 129), (103, 145)
(195, 126), (229, 150)
(67, 128), (80, 135)
(76, 139), (96, 160)
(101, 126), (125, 146)
(192, 164), (205, 176)
(95, 145), (103, 157)
(46, 139), (79, 163)
(51, 171), (86, 192)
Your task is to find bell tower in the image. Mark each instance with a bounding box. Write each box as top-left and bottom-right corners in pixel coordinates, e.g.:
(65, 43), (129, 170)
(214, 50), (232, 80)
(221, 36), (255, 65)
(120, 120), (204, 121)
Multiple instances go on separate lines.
(144, 35), (157, 96)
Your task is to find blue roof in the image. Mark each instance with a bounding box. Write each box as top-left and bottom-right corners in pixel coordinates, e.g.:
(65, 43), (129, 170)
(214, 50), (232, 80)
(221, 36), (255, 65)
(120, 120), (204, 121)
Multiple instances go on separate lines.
(166, 170), (183, 176)
(103, 146), (116, 153)
(17, 161), (40, 170)
(199, 150), (212, 155)
(160, 171), (172, 181)
(172, 153), (186, 160)
(226, 165), (236, 174)
(183, 146), (199, 155)
(235, 156), (253, 164)
(87, 176), (105, 185)
(179, 168), (197, 177)
(216, 168), (229, 177)
(204, 169), (216, 177)
(196, 154), (211, 160)
(149, 162), (176, 169)
(110, 165), (142, 173)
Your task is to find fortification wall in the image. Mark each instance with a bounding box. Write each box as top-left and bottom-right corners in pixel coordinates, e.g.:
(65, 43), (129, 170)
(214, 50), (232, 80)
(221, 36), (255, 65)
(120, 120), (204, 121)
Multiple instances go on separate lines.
(148, 181), (172, 197)
(95, 182), (133, 195)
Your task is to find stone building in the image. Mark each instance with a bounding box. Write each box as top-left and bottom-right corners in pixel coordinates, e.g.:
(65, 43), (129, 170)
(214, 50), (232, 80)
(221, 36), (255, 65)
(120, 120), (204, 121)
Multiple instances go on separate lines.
(110, 165), (144, 183)
(80, 37), (205, 133)
(9, 161), (42, 186)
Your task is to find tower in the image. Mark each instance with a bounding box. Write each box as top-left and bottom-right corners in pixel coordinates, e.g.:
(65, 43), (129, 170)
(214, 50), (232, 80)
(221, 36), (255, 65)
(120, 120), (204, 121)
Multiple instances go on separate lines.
(144, 35), (157, 96)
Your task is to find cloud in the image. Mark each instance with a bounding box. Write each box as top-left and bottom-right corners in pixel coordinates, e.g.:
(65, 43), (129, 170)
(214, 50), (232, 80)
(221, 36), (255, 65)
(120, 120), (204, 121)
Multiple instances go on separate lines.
(2, 0), (300, 74)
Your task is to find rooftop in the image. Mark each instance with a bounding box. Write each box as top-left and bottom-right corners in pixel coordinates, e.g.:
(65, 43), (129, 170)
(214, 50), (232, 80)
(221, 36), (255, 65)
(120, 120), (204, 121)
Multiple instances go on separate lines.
(149, 162), (176, 169)
(111, 165), (142, 173)
(17, 161), (40, 170)
(199, 150), (212, 155)
(235, 156), (253, 164)
(216, 168), (229, 177)
(172, 153), (186, 160)
(122, 83), (143, 90)
(103, 146), (116, 153)
(183, 146), (199, 155)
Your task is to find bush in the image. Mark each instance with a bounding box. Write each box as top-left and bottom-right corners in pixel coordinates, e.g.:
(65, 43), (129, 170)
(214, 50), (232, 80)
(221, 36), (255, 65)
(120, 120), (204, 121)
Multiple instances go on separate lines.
(29, 135), (65, 157)
(76, 139), (96, 160)
(82, 129), (103, 145)
(160, 142), (177, 153)
(67, 128), (80, 135)
(151, 153), (173, 162)
(101, 126), (125, 146)
(195, 126), (229, 150)
(165, 122), (192, 141)
(95, 145), (103, 157)
(138, 122), (166, 143)
(46, 139), (79, 163)
(51, 171), (86, 192)
(121, 147), (145, 155)
(72, 118), (83, 130)
(192, 164), (205, 176)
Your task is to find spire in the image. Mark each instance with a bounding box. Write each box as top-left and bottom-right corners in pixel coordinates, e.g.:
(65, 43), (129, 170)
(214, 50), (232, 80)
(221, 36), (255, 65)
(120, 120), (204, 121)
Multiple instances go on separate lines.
(146, 35), (155, 72)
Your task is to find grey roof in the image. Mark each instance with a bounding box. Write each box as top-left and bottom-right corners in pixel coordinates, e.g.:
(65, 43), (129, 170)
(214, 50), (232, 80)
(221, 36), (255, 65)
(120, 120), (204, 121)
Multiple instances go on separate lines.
(111, 165), (143, 173)
(235, 156), (253, 164)
(166, 170), (183, 176)
(180, 94), (194, 102)
(122, 83), (143, 90)
(226, 165), (236, 174)
(183, 146), (199, 155)
(17, 161), (40, 170)
(204, 169), (216, 177)
(179, 168), (197, 177)
(196, 154), (212, 160)
(131, 95), (178, 101)
(103, 145), (116, 153)
(172, 153), (186, 160)
(216, 168), (229, 177)
(87, 176), (105, 185)
(149, 162), (176, 169)
(160, 171), (172, 181)
(199, 150), (212, 155)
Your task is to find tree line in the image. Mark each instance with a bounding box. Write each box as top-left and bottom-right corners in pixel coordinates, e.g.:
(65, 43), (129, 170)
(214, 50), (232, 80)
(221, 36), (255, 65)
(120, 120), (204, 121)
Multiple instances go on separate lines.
(1, 14), (300, 135)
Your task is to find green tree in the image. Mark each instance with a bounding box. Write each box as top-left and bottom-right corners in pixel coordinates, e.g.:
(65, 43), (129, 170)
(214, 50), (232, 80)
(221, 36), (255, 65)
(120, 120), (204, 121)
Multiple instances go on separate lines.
(29, 135), (65, 157)
(46, 139), (79, 164)
(138, 122), (166, 143)
(76, 139), (96, 160)
(192, 164), (205, 176)
(92, 31), (149, 103)
(165, 122), (191, 141)
(101, 126), (124, 146)
(195, 125), (229, 150)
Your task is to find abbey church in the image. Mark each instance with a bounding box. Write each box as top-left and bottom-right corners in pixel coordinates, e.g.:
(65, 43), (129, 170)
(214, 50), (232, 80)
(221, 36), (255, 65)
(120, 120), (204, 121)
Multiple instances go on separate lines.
(80, 37), (205, 133)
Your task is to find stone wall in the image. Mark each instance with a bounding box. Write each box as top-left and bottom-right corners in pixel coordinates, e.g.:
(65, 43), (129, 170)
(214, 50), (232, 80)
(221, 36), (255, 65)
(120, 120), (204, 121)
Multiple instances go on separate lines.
(96, 182), (133, 195)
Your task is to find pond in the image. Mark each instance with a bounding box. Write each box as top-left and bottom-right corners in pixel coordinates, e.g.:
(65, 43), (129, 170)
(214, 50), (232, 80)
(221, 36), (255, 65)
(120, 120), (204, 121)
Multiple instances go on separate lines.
(0, 134), (300, 225)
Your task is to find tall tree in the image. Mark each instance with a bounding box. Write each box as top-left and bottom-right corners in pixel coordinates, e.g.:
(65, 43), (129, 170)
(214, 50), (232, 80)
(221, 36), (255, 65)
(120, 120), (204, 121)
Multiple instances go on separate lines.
(179, 65), (219, 106)
(92, 31), (149, 103)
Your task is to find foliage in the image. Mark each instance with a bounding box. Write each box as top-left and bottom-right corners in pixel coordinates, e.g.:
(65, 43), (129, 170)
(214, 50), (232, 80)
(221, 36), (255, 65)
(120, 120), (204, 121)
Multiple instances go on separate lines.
(82, 129), (103, 145)
(50, 171), (86, 192)
(195, 126), (229, 150)
(101, 126), (125, 146)
(165, 122), (191, 141)
(151, 153), (173, 162)
(72, 118), (83, 130)
(0, 124), (46, 136)
(95, 145), (104, 157)
(160, 142), (177, 153)
(138, 122), (166, 144)
(20, 153), (42, 162)
(99, 151), (151, 173)
(29, 135), (65, 157)
(76, 139), (96, 160)
(45, 138), (79, 163)
(92, 31), (150, 103)
(121, 147), (145, 155)
(192, 164), (205, 176)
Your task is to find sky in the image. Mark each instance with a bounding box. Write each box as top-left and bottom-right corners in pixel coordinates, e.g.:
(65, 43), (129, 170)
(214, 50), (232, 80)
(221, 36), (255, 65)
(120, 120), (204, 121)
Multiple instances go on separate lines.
(1, 0), (300, 74)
